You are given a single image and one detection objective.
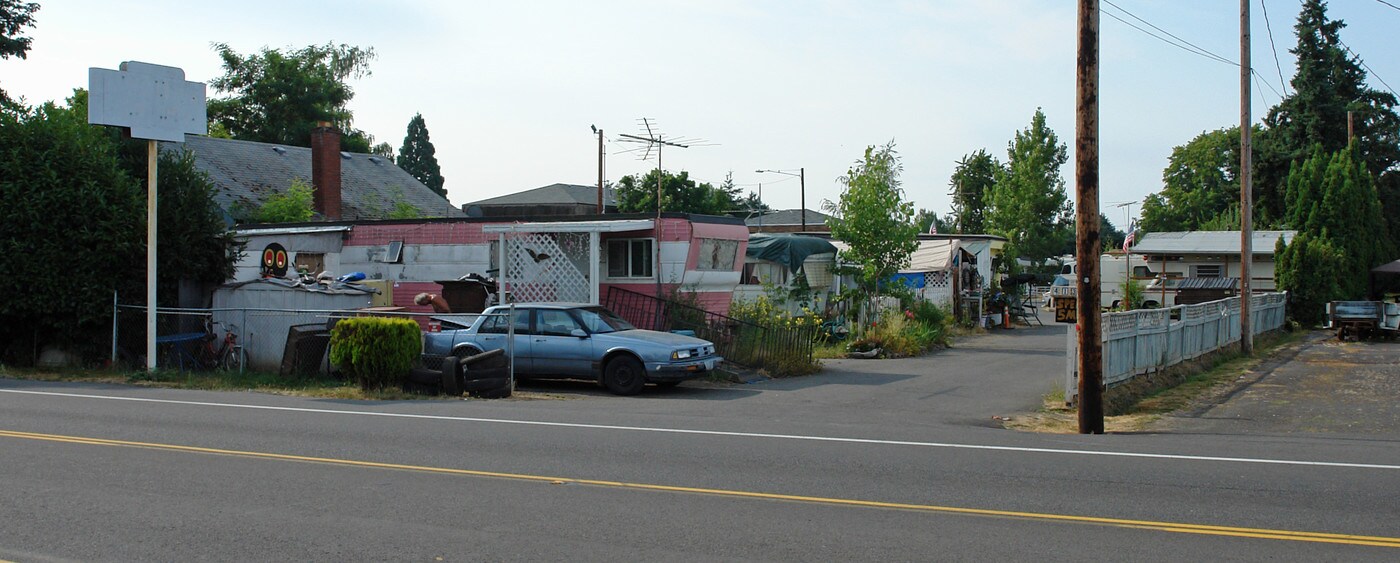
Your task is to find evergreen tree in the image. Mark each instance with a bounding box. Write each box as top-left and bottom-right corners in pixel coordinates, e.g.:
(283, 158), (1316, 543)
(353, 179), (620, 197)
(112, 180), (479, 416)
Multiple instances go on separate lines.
(1257, 0), (1400, 229)
(948, 149), (999, 234)
(1275, 232), (1343, 326)
(985, 108), (1073, 269)
(396, 113), (446, 198)
(1283, 143), (1393, 296)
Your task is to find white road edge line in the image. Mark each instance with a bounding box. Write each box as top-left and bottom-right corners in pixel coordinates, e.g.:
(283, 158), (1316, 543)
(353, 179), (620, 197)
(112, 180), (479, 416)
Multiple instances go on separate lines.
(4, 388), (1397, 470)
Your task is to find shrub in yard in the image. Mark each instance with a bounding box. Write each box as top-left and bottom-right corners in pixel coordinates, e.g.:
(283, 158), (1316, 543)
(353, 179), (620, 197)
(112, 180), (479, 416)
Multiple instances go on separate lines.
(329, 318), (422, 390)
(908, 300), (948, 329)
(846, 308), (948, 358)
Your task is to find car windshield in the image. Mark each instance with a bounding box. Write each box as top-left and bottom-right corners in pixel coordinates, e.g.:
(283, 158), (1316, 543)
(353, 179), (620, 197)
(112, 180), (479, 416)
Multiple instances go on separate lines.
(575, 307), (634, 334)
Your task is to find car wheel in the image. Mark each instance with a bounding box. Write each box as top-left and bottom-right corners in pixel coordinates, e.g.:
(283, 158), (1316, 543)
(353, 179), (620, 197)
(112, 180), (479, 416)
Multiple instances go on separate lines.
(603, 355), (647, 396)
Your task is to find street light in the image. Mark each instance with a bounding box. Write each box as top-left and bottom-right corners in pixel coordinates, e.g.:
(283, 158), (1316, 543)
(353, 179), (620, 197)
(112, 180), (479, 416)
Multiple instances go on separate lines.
(755, 168), (805, 232)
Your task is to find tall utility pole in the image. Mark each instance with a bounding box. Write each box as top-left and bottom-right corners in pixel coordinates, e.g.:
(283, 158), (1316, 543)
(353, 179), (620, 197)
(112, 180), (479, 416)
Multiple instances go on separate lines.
(1075, 0), (1104, 434)
(1239, 0), (1254, 355)
(799, 167), (805, 231)
(592, 125), (605, 214)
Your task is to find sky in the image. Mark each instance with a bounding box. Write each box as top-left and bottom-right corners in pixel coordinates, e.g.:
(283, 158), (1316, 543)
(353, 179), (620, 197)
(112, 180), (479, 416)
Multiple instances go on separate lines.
(5, 1), (1399, 229)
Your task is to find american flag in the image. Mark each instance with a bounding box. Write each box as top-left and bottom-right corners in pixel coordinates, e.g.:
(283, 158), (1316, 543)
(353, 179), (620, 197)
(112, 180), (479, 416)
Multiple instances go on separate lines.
(1123, 221), (1136, 253)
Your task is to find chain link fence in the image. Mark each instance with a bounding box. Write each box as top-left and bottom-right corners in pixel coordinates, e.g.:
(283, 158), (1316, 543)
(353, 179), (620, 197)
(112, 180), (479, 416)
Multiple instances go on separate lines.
(113, 303), (489, 376)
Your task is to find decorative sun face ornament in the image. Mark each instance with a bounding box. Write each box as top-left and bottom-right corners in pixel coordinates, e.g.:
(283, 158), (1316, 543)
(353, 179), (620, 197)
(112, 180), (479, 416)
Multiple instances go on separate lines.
(261, 243), (289, 278)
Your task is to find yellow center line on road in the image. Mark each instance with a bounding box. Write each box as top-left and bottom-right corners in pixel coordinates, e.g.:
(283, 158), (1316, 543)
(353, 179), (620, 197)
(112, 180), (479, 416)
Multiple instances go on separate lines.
(3, 429), (1398, 549)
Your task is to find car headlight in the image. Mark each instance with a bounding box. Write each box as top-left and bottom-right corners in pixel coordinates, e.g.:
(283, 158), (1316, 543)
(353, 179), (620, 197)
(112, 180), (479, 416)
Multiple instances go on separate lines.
(671, 349), (692, 361)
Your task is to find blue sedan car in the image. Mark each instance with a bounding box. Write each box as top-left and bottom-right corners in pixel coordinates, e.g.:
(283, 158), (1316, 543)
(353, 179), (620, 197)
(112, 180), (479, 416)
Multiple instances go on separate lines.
(423, 303), (722, 395)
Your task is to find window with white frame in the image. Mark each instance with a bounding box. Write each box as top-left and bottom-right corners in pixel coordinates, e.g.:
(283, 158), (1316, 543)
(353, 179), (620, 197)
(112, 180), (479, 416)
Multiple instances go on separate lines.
(607, 239), (653, 278)
(696, 238), (739, 271)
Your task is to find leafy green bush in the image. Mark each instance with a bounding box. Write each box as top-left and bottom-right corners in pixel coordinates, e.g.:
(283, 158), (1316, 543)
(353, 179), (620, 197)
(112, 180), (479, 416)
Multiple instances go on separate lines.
(1120, 278), (1145, 311)
(846, 307), (948, 358)
(329, 318), (422, 390)
(726, 295), (823, 376)
(252, 178), (315, 223)
(908, 300), (948, 329)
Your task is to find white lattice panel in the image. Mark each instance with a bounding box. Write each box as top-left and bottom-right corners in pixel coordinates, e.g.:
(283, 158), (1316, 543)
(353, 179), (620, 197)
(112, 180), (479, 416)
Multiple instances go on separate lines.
(505, 232), (590, 303)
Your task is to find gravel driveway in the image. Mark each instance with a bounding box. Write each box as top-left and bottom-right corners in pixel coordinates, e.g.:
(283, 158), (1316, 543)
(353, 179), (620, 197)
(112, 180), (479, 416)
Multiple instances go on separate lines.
(1152, 332), (1400, 435)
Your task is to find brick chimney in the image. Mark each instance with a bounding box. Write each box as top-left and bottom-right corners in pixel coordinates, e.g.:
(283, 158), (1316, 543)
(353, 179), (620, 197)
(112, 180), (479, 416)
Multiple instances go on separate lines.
(310, 122), (342, 220)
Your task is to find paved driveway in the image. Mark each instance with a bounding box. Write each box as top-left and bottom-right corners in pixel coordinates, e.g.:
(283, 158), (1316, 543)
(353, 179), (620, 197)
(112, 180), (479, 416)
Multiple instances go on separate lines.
(522, 324), (1073, 432)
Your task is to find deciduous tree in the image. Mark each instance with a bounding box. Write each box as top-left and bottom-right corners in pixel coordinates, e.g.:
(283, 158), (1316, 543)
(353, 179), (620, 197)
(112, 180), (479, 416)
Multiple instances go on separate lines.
(948, 149), (999, 234)
(914, 208), (953, 235)
(614, 169), (737, 215)
(825, 142), (919, 294)
(0, 0), (39, 106)
(0, 98), (144, 361)
(207, 42), (379, 152)
(1140, 126), (1253, 233)
(985, 109), (1072, 269)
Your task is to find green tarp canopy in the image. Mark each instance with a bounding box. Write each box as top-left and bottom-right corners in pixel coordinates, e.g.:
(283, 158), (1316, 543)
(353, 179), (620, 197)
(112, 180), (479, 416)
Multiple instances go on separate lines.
(746, 234), (838, 273)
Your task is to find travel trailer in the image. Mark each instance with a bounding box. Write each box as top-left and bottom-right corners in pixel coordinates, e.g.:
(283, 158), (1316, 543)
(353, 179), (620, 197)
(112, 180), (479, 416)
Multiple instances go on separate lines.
(1052, 253), (1156, 309)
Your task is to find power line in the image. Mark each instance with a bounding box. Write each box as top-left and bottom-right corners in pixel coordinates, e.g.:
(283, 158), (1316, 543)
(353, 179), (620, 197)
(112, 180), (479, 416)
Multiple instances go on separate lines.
(1259, 0), (1291, 96)
(1376, 0), (1400, 13)
(1252, 69), (1284, 101)
(1102, 0), (1236, 66)
(1340, 42), (1400, 100)
(1252, 69), (1276, 109)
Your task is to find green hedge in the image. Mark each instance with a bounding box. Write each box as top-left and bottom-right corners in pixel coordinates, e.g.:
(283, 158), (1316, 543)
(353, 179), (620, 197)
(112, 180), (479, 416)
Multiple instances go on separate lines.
(329, 318), (422, 390)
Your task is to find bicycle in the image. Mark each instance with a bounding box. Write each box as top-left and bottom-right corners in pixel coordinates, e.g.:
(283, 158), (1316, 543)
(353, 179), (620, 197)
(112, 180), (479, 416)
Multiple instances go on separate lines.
(194, 319), (244, 372)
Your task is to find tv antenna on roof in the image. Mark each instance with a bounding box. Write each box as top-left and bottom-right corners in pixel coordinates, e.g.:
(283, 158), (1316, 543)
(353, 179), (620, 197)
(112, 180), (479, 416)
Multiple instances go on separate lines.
(614, 118), (715, 315)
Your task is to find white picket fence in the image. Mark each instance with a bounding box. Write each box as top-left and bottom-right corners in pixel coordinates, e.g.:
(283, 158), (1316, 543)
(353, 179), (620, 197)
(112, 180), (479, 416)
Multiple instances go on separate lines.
(1066, 292), (1287, 403)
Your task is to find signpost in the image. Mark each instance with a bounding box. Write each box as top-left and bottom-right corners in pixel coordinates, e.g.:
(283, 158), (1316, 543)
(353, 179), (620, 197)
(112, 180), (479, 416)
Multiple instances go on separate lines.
(89, 62), (207, 371)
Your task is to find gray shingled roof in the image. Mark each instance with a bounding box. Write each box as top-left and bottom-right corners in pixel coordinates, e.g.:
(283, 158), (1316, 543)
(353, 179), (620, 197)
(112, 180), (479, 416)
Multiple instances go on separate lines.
(745, 209), (833, 226)
(468, 183), (615, 207)
(166, 135), (464, 221)
(1132, 230), (1295, 256)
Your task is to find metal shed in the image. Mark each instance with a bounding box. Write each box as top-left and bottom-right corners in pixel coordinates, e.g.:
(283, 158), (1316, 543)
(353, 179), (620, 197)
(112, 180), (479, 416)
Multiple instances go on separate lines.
(211, 279), (379, 372)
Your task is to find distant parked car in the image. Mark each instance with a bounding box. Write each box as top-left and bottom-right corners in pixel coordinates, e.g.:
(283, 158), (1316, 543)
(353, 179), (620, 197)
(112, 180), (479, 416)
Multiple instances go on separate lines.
(422, 303), (721, 395)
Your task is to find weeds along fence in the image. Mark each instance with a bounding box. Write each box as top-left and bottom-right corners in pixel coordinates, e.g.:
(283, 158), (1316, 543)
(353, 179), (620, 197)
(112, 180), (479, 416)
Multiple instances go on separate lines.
(113, 303), (487, 375)
(603, 286), (817, 373)
(1066, 292), (1287, 403)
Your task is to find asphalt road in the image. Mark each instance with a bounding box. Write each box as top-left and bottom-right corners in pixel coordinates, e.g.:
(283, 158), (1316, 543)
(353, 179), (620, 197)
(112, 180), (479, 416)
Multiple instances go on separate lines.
(3, 326), (1398, 561)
